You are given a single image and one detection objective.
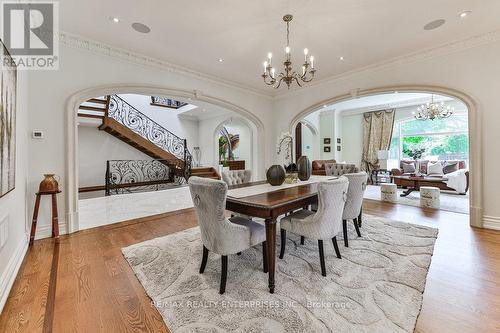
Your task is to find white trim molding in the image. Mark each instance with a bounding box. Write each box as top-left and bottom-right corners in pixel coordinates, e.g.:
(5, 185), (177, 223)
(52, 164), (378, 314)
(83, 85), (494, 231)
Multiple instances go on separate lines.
(0, 236), (28, 313)
(482, 215), (500, 231)
(59, 32), (271, 99)
(59, 29), (500, 99)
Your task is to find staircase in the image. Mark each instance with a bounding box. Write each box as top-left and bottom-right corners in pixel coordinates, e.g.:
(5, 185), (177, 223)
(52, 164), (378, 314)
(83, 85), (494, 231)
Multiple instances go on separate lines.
(190, 167), (221, 180)
(77, 95), (220, 181)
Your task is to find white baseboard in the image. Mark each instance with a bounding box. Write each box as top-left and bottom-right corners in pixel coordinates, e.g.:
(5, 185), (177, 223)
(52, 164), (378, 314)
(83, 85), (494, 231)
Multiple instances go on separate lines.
(482, 215), (500, 231)
(0, 236), (29, 313)
(34, 221), (68, 240)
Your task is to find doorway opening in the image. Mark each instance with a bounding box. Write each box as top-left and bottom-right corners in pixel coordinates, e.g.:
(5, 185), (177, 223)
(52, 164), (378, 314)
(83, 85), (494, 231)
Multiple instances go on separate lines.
(293, 91), (470, 215)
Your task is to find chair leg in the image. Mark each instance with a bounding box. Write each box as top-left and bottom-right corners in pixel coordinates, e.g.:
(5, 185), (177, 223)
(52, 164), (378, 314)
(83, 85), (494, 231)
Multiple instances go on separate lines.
(353, 218), (362, 237)
(199, 245), (209, 274)
(262, 241), (268, 273)
(332, 236), (341, 259)
(318, 240), (327, 277)
(220, 255), (228, 294)
(343, 220), (349, 247)
(279, 229), (286, 259)
(358, 207), (363, 228)
(300, 236), (305, 245)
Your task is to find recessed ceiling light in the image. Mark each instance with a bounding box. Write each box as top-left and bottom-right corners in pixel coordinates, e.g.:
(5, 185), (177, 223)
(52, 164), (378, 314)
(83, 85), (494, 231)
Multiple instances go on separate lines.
(339, 56), (344, 61)
(424, 19), (446, 31)
(131, 22), (151, 34)
(110, 17), (120, 23)
(218, 58), (224, 63)
(323, 104), (327, 108)
(459, 10), (471, 18)
(394, 91), (399, 94)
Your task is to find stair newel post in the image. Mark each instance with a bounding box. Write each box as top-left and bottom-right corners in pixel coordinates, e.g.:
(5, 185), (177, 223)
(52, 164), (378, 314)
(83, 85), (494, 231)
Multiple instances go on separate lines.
(104, 95), (111, 118)
(105, 160), (111, 196)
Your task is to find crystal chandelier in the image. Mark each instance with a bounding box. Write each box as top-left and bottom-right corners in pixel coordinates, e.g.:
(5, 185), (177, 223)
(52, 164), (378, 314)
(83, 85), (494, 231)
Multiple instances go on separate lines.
(262, 14), (316, 89)
(413, 95), (454, 120)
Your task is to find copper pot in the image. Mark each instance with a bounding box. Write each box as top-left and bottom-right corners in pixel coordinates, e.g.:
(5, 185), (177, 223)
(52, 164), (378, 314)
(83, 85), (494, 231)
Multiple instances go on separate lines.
(39, 174), (60, 193)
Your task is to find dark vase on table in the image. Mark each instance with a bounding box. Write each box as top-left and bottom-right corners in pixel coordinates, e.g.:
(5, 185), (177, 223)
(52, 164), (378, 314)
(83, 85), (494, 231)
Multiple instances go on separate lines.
(266, 165), (286, 186)
(297, 156), (312, 181)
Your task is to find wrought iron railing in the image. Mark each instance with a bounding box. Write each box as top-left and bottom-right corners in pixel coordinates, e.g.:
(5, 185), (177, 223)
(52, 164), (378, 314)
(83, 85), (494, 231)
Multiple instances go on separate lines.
(107, 95), (192, 179)
(105, 159), (185, 196)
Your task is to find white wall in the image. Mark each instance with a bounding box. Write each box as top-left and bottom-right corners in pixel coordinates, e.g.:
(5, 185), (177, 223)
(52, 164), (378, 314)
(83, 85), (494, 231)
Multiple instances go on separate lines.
(272, 39), (500, 229)
(340, 113), (364, 167)
(225, 119), (252, 168)
(78, 125), (151, 188)
(301, 124), (315, 160)
(0, 71), (29, 312)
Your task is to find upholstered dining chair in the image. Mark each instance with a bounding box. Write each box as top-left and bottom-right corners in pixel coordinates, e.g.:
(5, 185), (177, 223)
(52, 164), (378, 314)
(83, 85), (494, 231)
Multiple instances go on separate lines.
(221, 169), (252, 186)
(325, 163), (359, 176)
(279, 177), (349, 276)
(342, 172), (368, 247)
(188, 176), (267, 294)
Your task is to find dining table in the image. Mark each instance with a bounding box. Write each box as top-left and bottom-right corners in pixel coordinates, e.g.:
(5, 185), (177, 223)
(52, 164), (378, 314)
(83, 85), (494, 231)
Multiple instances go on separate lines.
(226, 176), (336, 293)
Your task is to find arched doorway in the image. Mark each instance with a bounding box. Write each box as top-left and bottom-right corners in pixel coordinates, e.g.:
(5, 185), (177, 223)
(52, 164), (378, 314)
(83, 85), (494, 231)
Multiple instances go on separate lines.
(65, 84), (266, 233)
(289, 85), (482, 228)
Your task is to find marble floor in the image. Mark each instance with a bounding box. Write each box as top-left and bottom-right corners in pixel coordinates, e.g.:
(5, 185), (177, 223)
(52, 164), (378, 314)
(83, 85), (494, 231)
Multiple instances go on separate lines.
(78, 186), (194, 230)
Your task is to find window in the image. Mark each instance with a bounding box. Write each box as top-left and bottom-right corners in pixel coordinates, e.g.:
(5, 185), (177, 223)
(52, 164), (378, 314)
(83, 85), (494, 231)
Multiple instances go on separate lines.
(388, 113), (469, 168)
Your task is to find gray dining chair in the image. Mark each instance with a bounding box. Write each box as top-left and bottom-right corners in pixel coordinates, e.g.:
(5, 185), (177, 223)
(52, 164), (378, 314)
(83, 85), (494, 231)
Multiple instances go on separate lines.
(221, 169), (252, 185)
(342, 172), (368, 247)
(279, 177), (349, 276)
(325, 163), (359, 176)
(188, 176), (267, 294)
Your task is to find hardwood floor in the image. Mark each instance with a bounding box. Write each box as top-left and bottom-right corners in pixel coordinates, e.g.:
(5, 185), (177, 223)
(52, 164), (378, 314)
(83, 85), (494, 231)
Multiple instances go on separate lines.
(1, 202), (499, 332)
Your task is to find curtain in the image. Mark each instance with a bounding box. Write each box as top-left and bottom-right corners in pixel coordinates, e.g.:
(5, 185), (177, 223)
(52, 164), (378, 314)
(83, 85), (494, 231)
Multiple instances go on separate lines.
(361, 109), (395, 175)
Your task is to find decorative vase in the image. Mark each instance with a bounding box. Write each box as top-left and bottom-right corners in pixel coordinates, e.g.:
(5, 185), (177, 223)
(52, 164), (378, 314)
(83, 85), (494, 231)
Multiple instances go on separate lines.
(39, 174), (60, 193)
(266, 165), (286, 186)
(297, 156), (312, 181)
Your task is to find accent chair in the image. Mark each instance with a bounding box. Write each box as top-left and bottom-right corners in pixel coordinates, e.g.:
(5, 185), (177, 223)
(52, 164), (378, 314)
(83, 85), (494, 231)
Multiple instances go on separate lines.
(342, 172), (368, 247)
(279, 177), (349, 276)
(188, 176), (267, 294)
(221, 169), (252, 186)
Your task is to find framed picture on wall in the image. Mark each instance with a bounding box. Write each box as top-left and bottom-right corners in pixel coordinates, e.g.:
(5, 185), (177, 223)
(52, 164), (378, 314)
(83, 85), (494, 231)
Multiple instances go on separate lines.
(324, 146), (331, 153)
(0, 40), (17, 198)
(323, 138), (331, 144)
(337, 145), (341, 152)
(337, 138), (341, 144)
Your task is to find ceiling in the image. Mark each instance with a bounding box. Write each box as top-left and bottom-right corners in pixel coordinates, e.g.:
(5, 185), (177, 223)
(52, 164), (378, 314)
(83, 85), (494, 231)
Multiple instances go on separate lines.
(61, 1), (500, 93)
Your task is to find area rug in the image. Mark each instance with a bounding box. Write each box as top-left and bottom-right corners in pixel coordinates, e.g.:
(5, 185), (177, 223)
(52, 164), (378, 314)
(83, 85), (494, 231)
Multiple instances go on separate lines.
(364, 185), (469, 214)
(122, 215), (438, 333)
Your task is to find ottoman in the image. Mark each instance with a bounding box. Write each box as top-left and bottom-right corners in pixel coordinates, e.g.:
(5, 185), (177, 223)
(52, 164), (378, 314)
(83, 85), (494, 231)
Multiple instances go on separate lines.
(420, 186), (440, 209)
(381, 183), (397, 203)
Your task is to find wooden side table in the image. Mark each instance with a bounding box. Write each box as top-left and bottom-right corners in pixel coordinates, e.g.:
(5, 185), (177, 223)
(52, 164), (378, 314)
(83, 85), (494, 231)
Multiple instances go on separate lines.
(29, 190), (61, 245)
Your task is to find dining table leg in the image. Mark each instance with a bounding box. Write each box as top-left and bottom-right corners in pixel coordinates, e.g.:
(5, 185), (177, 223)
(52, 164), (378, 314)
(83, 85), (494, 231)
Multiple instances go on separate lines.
(265, 218), (277, 293)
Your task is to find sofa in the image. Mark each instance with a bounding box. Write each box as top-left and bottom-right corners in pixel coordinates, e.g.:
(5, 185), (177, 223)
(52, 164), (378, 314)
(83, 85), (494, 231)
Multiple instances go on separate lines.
(325, 163), (359, 176)
(312, 159), (336, 175)
(391, 159), (469, 193)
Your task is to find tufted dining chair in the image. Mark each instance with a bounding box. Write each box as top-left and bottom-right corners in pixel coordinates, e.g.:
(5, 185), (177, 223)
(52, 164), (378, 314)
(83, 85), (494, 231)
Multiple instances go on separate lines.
(341, 172), (368, 247)
(188, 176), (267, 294)
(221, 169), (252, 186)
(325, 163), (359, 176)
(279, 177), (349, 276)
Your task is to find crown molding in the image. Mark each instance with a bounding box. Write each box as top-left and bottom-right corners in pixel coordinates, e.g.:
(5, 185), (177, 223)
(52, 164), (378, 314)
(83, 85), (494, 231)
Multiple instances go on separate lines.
(59, 29), (500, 101)
(59, 31), (272, 99)
(274, 29), (500, 99)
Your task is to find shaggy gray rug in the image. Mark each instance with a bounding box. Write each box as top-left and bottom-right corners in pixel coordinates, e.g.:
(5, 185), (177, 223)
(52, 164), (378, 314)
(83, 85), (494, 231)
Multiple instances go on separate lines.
(122, 215), (438, 333)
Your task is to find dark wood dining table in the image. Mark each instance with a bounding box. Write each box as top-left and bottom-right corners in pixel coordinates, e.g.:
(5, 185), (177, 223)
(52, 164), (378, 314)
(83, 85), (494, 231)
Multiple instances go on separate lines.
(226, 180), (324, 293)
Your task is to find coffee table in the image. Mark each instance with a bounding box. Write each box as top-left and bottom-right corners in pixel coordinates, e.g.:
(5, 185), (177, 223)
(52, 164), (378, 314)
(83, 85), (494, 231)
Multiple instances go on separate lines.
(391, 175), (448, 197)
